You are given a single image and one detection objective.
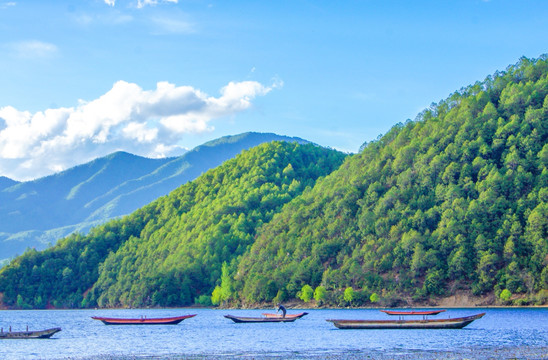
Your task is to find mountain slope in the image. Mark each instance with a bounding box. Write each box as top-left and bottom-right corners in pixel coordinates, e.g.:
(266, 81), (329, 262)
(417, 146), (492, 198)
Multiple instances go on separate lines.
(0, 132), (306, 262)
(0, 141), (346, 308)
(82, 132), (309, 222)
(1, 152), (172, 233)
(0, 176), (18, 191)
(233, 56), (548, 306)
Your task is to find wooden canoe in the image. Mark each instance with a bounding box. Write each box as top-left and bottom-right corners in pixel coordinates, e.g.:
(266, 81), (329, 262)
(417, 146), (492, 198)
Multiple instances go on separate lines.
(91, 314), (196, 325)
(0, 327), (61, 339)
(261, 312), (308, 319)
(326, 313), (485, 330)
(380, 309), (446, 316)
(224, 314), (300, 323)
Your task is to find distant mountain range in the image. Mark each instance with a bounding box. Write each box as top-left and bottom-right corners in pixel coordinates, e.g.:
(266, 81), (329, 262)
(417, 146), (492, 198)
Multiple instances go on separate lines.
(0, 132), (307, 263)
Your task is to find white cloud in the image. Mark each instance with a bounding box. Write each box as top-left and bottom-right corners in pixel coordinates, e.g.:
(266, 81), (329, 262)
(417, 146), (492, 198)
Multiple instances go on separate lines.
(8, 40), (58, 59)
(103, 0), (178, 8)
(122, 122), (158, 142)
(0, 80), (277, 181)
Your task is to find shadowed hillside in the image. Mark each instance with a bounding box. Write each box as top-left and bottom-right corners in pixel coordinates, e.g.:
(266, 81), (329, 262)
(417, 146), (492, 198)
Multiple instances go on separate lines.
(0, 176), (18, 191)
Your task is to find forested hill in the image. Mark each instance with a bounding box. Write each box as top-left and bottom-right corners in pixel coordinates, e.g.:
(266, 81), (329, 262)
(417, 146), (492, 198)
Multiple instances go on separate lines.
(0, 142), (346, 308)
(232, 56), (547, 306)
(0, 132), (306, 264)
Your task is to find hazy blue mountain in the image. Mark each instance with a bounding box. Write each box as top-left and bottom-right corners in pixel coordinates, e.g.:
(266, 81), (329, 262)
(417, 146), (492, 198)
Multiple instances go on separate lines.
(0, 176), (18, 191)
(0, 132), (307, 263)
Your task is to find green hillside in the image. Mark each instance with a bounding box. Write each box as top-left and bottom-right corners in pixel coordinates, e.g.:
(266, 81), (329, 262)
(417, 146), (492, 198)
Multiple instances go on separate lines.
(0, 142), (346, 308)
(232, 56), (548, 306)
(0, 132), (306, 263)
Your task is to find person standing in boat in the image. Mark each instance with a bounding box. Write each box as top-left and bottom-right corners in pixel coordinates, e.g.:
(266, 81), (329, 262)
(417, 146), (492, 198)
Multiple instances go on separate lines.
(277, 303), (286, 318)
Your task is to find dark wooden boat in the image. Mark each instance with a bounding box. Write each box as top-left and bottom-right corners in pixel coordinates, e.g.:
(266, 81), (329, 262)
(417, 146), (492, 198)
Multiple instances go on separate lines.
(0, 327), (61, 339)
(380, 309), (446, 316)
(91, 314), (196, 325)
(224, 314), (302, 323)
(326, 312), (485, 329)
(261, 312), (308, 319)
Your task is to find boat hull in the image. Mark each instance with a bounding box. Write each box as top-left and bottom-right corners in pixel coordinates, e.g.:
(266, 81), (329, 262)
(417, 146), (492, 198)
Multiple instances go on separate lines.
(261, 312), (308, 319)
(380, 310), (446, 316)
(0, 327), (61, 339)
(327, 313), (485, 330)
(224, 314), (299, 323)
(91, 314), (196, 325)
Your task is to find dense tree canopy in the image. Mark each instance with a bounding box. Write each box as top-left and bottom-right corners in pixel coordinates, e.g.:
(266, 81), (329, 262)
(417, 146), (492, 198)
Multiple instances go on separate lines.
(233, 56), (548, 306)
(0, 142), (345, 308)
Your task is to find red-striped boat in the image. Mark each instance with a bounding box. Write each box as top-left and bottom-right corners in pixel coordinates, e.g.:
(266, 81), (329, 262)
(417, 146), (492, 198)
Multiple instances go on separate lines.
(380, 309), (446, 316)
(91, 314), (196, 325)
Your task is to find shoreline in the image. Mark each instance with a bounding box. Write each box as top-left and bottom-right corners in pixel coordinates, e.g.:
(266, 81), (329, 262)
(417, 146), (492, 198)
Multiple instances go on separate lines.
(2, 303), (547, 311)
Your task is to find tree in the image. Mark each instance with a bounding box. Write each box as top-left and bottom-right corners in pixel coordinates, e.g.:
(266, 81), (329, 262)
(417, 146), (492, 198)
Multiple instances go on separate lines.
(195, 294), (212, 306)
(475, 251), (500, 294)
(423, 269), (445, 296)
(313, 285), (327, 305)
(370, 292), (379, 303)
(343, 287), (355, 305)
(16, 294), (25, 309)
(499, 289), (512, 303)
(219, 262), (233, 303)
(298, 284), (314, 303)
(211, 286), (223, 306)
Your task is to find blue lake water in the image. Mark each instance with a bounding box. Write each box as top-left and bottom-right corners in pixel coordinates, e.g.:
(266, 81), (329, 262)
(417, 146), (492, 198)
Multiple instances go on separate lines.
(1, 308), (547, 359)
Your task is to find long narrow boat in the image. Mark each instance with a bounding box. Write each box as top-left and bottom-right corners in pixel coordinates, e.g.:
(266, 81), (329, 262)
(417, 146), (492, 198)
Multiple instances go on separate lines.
(380, 309), (446, 316)
(326, 313), (485, 329)
(224, 314), (301, 323)
(261, 312), (308, 319)
(91, 314), (196, 325)
(0, 327), (61, 339)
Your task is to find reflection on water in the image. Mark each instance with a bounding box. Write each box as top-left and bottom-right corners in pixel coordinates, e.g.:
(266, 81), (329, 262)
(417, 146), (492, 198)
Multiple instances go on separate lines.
(0, 308), (547, 359)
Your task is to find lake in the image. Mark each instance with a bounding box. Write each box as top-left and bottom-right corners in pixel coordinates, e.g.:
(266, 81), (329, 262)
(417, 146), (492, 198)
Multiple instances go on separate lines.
(1, 308), (547, 359)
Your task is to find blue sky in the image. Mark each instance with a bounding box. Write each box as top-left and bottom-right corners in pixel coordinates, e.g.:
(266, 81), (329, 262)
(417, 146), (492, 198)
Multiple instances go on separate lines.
(1, 0), (547, 180)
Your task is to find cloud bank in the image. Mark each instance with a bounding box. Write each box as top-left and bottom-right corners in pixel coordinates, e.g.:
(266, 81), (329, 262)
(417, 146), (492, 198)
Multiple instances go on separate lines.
(0, 80), (275, 181)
